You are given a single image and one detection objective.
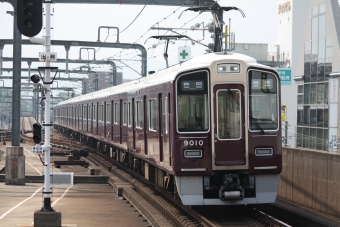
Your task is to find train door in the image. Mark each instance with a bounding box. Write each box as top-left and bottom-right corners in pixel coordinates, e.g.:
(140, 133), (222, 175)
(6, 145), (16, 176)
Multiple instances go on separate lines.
(213, 84), (245, 166)
(143, 95), (148, 155)
(85, 105), (88, 132)
(132, 98), (136, 150)
(127, 100), (132, 150)
(158, 93), (164, 162)
(104, 102), (107, 138)
(72, 106), (75, 128)
(89, 103), (92, 133)
(166, 94), (171, 166)
(78, 106), (80, 129)
(120, 99), (122, 144)
(94, 103), (98, 135)
(80, 105), (85, 131)
(111, 100), (114, 141)
(76, 106), (79, 129)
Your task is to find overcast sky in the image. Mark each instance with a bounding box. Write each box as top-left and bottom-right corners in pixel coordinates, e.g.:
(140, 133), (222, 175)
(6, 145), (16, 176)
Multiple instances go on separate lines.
(0, 0), (277, 94)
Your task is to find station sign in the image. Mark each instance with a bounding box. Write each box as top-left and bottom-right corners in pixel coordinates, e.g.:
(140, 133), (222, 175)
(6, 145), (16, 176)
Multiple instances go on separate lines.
(277, 69), (291, 84)
(39, 52), (57, 62)
(32, 146), (43, 154)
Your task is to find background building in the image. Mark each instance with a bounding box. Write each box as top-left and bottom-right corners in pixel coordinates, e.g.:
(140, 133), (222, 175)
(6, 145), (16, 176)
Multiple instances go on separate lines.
(82, 72), (123, 94)
(277, 0), (340, 152)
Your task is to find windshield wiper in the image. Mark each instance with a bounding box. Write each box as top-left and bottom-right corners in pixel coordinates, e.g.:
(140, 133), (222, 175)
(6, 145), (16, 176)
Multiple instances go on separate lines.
(250, 117), (265, 134)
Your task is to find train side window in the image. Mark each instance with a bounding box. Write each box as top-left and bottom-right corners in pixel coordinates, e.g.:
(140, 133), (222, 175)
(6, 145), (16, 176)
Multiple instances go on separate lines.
(128, 102), (132, 127)
(88, 104), (92, 121)
(106, 103), (111, 123)
(84, 106), (87, 120)
(93, 104), (97, 122)
(114, 102), (120, 124)
(98, 105), (100, 122)
(136, 100), (143, 128)
(149, 99), (157, 131)
(83, 106), (87, 120)
(98, 104), (102, 122)
(123, 102), (127, 126)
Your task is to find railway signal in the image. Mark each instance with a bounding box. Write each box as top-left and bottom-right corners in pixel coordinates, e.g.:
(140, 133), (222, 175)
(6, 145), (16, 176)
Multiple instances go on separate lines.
(32, 123), (42, 144)
(17, 0), (43, 37)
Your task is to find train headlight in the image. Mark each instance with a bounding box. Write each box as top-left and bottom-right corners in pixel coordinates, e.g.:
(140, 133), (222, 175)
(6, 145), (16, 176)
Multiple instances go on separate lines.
(217, 63), (240, 73)
(184, 150), (202, 158)
(255, 148), (273, 156)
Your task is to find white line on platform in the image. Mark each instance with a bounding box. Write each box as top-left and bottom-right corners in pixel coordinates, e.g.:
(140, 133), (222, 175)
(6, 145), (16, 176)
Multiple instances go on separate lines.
(24, 148), (37, 157)
(51, 185), (73, 207)
(26, 161), (43, 175)
(53, 167), (61, 172)
(0, 187), (43, 220)
(24, 148), (61, 173)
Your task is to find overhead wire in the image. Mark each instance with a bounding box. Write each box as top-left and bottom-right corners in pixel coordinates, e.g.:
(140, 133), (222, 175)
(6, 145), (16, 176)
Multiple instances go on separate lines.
(94, 5), (146, 55)
(119, 5), (146, 34)
(112, 0), (220, 64)
(74, 0), (221, 76)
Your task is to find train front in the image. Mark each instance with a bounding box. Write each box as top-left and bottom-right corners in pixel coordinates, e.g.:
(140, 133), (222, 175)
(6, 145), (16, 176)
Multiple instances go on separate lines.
(172, 53), (282, 205)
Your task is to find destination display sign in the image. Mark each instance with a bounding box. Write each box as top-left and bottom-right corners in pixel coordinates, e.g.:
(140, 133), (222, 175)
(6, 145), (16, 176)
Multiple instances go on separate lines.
(252, 79), (273, 90)
(181, 80), (204, 91)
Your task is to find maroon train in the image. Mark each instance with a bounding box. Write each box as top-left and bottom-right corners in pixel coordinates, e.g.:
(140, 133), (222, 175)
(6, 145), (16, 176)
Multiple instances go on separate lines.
(54, 52), (282, 205)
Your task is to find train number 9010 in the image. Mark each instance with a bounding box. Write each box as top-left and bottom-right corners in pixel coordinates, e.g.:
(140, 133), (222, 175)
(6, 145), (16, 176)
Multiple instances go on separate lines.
(184, 140), (204, 146)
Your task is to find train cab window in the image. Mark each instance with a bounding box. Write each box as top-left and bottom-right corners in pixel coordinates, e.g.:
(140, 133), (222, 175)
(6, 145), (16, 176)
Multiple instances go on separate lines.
(106, 103), (111, 123)
(136, 101), (143, 128)
(217, 89), (241, 139)
(123, 102), (127, 126)
(248, 70), (279, 131)
(176, 70), (209, 132)
(114, 102), (120, 124)
(149, 99), (157, 131)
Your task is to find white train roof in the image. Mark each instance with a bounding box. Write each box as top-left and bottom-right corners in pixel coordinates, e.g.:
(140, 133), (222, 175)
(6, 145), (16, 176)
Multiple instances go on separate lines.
(55, 52), (269, 107)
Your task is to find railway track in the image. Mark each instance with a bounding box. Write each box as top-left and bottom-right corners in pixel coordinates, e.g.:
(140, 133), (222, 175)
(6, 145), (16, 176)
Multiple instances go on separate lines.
(0, 130), (11, 143)
(86, 151), (290, 227)
(11, 132), (331, 226)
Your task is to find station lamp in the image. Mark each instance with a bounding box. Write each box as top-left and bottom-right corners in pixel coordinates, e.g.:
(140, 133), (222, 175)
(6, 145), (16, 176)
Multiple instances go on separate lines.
(17, 0), (43, 37)
(30, 74), (40, 83)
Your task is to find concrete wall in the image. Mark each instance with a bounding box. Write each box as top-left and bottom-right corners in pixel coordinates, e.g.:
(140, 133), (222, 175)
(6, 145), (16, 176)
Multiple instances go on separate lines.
(278, 146), (340, 217)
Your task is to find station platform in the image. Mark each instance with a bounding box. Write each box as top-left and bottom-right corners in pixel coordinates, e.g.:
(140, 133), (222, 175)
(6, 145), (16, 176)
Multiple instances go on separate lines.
(0, 141), (169, 227)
